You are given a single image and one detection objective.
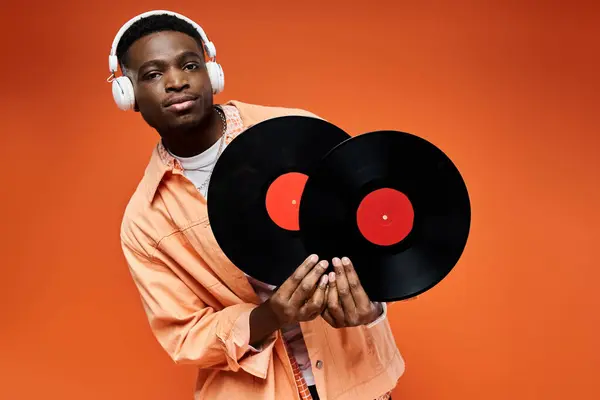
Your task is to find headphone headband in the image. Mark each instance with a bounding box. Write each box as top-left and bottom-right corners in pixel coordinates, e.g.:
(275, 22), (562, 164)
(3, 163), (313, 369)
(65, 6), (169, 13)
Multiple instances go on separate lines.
(108, 10), (217, 73)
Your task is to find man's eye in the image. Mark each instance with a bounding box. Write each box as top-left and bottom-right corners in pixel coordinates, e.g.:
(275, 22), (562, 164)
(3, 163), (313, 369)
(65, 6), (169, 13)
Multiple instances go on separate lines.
(184, 63), (199, 70)
(144, 72), (161, 80)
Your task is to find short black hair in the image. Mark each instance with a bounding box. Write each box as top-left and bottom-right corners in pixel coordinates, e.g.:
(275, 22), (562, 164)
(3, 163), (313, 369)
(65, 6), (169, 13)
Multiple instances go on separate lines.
(116, 13), (204, 69)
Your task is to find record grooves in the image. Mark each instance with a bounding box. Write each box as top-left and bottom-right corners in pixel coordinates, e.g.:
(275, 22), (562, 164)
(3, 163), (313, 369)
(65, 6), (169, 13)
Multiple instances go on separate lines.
(208, 117), (471, 302)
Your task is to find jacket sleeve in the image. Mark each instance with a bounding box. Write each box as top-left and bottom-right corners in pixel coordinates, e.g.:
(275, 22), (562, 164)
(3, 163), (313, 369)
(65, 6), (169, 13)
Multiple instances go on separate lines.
(120, 226), (277, 379)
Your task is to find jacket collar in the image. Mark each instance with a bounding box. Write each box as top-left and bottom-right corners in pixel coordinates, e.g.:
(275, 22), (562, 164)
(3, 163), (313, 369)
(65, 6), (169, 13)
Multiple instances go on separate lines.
(142, 141), (182, 203)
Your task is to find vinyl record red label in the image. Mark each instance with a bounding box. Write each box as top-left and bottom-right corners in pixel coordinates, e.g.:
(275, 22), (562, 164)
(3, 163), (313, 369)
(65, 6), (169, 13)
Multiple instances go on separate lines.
(265, 172), (308, 231)
(356, 188), (414, 246)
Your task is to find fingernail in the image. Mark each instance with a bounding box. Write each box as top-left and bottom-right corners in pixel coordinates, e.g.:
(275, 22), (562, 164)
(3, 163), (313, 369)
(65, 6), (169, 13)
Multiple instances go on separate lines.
(319, 260), (329, 269)
(310, 254), (318, 262)
(342, 257), (350, 266)
(321, 275), (329, 286)
(329, 272), (336, 281)
(332, 257), (341, 266)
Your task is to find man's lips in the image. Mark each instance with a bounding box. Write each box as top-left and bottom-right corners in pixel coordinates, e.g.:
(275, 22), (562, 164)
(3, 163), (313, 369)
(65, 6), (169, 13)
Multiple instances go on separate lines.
(167, 100), (196, 112)
(163, 94), (198, 111)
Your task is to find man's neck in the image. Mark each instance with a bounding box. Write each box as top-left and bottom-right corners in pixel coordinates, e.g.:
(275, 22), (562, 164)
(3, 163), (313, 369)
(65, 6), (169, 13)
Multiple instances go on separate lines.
(162, 107), (223, 158)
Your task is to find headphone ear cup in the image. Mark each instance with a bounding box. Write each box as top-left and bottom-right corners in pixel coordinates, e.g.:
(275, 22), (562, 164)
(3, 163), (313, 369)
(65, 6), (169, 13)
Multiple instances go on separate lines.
(112, 76), (136, 111)
(206, 61), (224, 94)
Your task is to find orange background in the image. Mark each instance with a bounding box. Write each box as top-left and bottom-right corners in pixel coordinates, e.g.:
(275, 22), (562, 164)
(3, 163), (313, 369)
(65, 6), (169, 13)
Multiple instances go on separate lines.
(1, 1), (598, 399)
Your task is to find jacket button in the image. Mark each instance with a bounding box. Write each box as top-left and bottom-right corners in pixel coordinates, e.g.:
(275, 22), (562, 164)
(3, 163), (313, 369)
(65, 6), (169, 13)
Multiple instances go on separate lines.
(315, 360), (323, 369)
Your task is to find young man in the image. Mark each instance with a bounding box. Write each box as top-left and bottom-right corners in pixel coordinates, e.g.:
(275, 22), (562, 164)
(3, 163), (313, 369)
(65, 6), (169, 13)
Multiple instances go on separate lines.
(115, 10), (405, 400)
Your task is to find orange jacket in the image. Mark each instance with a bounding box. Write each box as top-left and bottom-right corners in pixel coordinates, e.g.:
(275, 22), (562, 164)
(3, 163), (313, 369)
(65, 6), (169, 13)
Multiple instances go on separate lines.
(120, 100), (405, 400)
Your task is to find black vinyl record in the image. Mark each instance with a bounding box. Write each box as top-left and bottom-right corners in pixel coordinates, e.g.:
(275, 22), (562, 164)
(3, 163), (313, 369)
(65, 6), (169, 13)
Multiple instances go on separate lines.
(207, 115), (350, 286)
(298, 130), (471, 302)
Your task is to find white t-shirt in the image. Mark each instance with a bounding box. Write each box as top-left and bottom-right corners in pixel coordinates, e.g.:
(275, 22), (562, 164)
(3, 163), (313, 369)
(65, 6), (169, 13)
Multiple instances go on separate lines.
(169, 136), (227, 199)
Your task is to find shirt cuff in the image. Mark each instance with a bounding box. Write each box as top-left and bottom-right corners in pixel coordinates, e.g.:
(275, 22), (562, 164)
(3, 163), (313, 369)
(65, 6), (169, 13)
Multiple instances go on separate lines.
(247, 338), (274, 353)
(227, 307), (278, 379)
(365, 302), (387, 328)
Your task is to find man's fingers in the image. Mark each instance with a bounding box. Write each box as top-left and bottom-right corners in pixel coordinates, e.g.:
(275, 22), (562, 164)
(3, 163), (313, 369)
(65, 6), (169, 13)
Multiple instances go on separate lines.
(312, 274), (329, 307)
(332, 258), (357, 322)
(290, 259), (329, 307)
(326, 272), (346, 326)
(322, 285), (329, 314)
(341, 257), (371, 310)
(299, 274), (329, 319)
(278, 254), (320, 298)
(321, 308), (337, 328)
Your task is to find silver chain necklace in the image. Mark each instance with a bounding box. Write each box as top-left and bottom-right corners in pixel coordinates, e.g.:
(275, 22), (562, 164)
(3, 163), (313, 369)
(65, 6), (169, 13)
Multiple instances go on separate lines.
(197, 106), (227, 194)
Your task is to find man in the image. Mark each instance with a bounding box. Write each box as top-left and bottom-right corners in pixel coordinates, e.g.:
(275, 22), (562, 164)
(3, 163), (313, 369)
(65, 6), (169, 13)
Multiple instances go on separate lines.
(115, 10), (405, 400)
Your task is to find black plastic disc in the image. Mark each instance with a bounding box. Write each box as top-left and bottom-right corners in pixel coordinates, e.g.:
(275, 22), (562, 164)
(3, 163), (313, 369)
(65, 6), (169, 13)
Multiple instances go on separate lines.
(298, 130), (471, 302)
(207, 115), (350, 286)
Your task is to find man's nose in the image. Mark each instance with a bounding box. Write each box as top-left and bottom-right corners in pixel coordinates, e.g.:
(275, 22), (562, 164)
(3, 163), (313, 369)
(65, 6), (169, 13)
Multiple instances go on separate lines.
(165, 69), (189, 92)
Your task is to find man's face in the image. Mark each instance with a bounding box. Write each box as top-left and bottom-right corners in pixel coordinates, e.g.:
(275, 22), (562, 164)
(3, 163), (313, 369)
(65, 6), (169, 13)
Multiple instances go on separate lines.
(124, 30), (213, 136)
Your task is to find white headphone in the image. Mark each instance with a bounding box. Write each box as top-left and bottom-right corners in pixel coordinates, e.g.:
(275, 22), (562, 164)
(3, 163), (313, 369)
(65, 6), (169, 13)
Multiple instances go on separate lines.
(107, 10), (225, 111)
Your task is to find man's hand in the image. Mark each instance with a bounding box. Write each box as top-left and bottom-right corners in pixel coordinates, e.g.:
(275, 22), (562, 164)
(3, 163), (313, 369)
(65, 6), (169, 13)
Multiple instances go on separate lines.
(321, 257), (382, 328)
(267, 254), (330, 326)
(249, 254), (329, 346)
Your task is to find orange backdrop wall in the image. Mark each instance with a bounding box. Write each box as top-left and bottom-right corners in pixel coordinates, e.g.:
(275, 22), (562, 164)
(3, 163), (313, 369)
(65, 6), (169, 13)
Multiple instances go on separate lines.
(1, 1), (598, 399)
